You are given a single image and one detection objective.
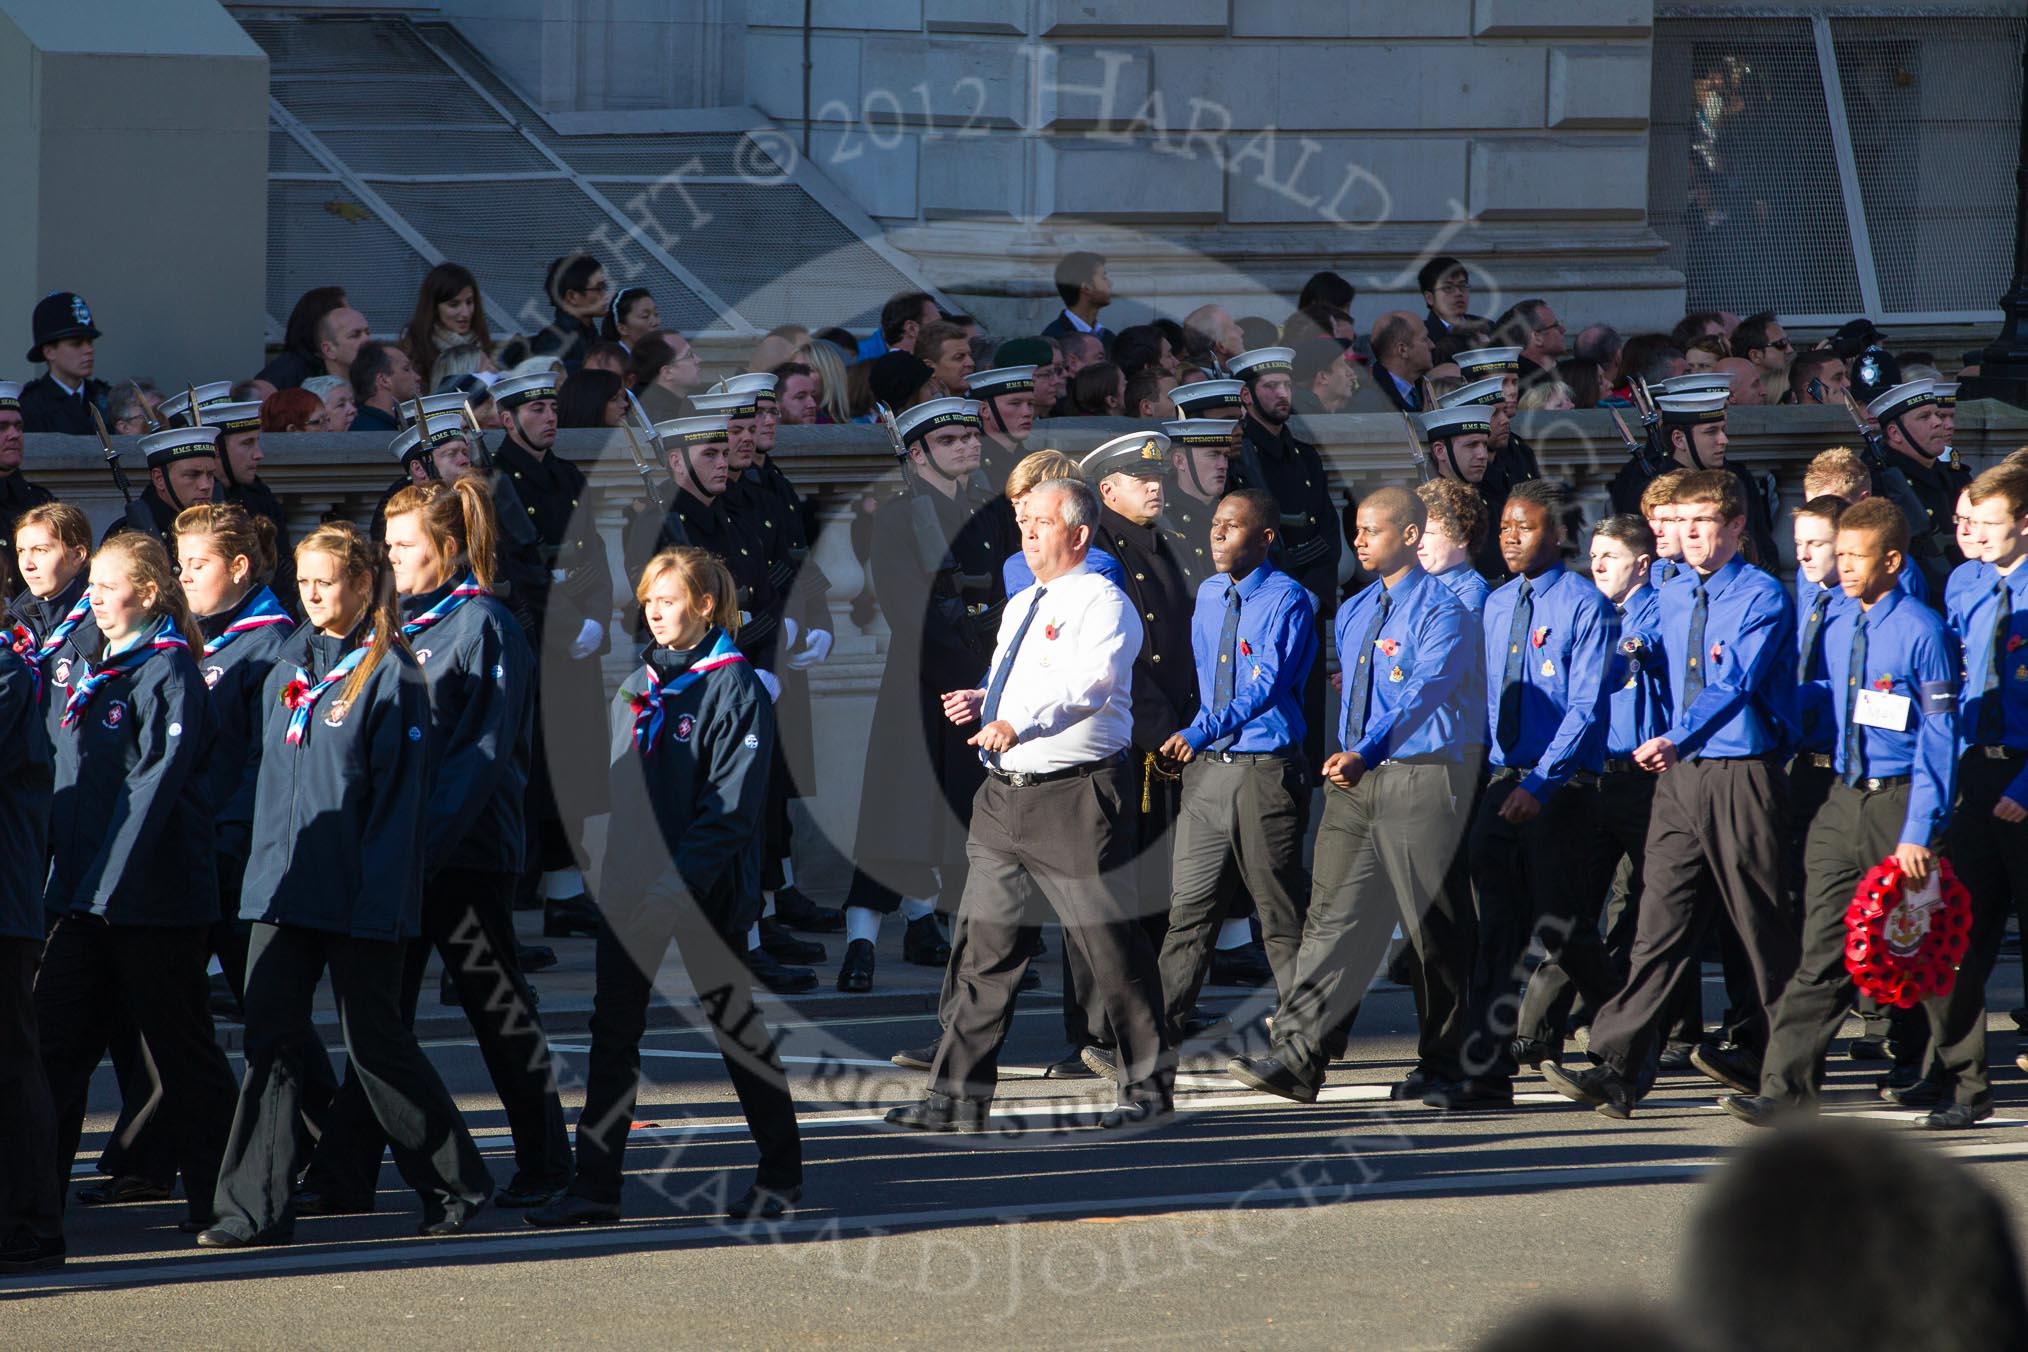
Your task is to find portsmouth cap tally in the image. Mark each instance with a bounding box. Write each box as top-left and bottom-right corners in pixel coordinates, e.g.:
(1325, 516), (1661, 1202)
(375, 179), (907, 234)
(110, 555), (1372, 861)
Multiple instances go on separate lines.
(1453, 346), (1522, 380)
(653, 414), (732, 446)
(1163, 418), (1240, 451)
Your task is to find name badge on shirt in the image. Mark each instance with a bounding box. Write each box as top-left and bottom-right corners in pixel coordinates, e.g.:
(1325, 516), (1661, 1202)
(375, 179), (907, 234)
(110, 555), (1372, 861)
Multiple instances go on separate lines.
(1853, 687), (1912, 732)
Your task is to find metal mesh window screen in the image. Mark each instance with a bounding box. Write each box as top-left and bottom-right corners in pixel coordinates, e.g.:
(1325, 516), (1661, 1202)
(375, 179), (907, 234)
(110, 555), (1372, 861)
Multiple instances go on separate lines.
(273, 74), (501, 129)
(1833, 16), (2025, 315)
(241, 17), (443, 76)
(266, 180), (433, 331)
(563, 135), (774, 179)
(1649, 17), (1865, 315)
(269, 125), (325, 174)
(313, 129), (559, 179)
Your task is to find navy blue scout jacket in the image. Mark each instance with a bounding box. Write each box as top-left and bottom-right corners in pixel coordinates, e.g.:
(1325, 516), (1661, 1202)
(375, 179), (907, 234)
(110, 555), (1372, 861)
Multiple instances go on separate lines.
(604, 630), (774, 939)
(0, 645), (53, 941)
(196, 589), (295, 863)
(14, 574), (102, 747)
(401, 583), (534, 877)
(44, 621), (217, 926)
(242, 626), (432, 940)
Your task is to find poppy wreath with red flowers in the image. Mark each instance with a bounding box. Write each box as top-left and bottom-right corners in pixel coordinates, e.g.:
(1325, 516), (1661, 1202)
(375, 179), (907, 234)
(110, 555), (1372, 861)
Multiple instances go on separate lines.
(1844, 854), (1973, 1008)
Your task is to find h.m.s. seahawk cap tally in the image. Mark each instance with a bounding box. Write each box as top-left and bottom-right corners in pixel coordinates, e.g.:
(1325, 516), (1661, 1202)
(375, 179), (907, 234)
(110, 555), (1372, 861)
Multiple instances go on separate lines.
(1657, 391), (1730, 426)
(1080, 431), (1172, 483)
(493, 371), (560, 409)
(391, 413), (471, 464)
(966, 365), (1037, 397)
(1227, 347), (1295, 380)
(893, 397), (982, 445)
(1419, 405), (1494, 440)
(1453, 346), (1522, 379)
(140, 425), (220, 468)
(1439, 376), (1507, 409)
(1867, 379), (1938, 423)
(1169, 378), (1245, 417)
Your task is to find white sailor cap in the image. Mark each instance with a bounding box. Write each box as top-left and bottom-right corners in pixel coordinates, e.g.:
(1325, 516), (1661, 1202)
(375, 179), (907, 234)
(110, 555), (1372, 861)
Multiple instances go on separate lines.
(1169, 379), (1245, 417)
(1080, 431), (1172, 483)
(714, 372), (779, 404)
(1227, 346), (1295, 381)
(893, 397), (982, 445)
(494, 371), (560, 409)
(391, 413), (471, 464)
(1162, 418), (1240, 450)
(1454, 346), (1522, 379)
(1659, 372), (1734, 396)
(1866, 379), (1938, 423)
(159, 382), (235, 424)
(966, 365), (1037, 397)
(0, 381), (22, 410)
(203, 401), (262, 435)
(1932, 381), (1960, 408)
(692, 389), (759, 418)
(1438, 376), (1508, 409)
(653, 415), (732, 446)
(139, 425), (220, 468)
(1657, 391), (1731, 426)
(404, 392), (478, 426)
(1419, 405), (1494, 441)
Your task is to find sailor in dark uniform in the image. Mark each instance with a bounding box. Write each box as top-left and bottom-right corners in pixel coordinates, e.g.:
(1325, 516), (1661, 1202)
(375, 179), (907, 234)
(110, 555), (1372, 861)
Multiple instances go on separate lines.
(167, 396), (295, 608)
(1451, 346), (1541, 504)
(1170, 377), (1246, 423)
(103, 426), (223, 563)
(1608, 384), (1780, 570)
(0, 382), (55, 588)
(838, 397), (1020, 992)
(18, 292), (109, 436)
(968, 363), (1039, 493)
(1420, 402), (1504, 578)
(1159, 419), (1239, 592)
(1869, 379), (1968, 602)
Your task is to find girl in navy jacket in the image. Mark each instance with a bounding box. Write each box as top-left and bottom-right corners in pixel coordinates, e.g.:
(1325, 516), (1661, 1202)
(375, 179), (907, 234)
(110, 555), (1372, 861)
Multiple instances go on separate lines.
(203, 523), (490, 1247)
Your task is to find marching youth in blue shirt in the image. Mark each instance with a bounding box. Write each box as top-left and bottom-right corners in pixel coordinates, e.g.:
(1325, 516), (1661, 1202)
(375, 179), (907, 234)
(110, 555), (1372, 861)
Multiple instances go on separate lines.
(1791, 566), (1853, 756)
(1657, 553), (1795, 759)
(1335, 566), (1480, 767)
(1820, 587), (1959, 846)
(1606, 582), (1669, 760)
(1482, 564), (1616, 798)
(1948, 555), (2028, 803)
(1177, 560), (1317, 755)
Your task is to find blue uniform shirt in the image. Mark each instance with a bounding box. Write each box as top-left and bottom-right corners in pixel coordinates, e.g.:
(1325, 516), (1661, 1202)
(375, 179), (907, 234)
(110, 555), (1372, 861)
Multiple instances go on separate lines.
(1606, 584), (1669, 759)
(1821, 588), (1958, 845)
(1660, 554), (1795, 758)
(1178, 560), (1317, 754)
(1792, 569), (1855, 755)
(1482, 566), (1616, 796)
(1430, 562), (1489, 616)
(1334, 566), (1481, 766)
(1648, 558), (1685, 590)
(1947, 557), (2028, 801)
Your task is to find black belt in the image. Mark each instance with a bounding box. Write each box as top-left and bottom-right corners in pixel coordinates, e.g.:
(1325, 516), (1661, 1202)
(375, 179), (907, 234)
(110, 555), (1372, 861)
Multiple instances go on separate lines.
(1975, 745), (2027, 761)
(1205, 748), (1297, 765)
(1797, 752), (1833, 770)
(1493, 765), (1597, 789)
(1602, 758), (1642, 775)
(986, 749), (1127, 788)
(1374, 753), (1457, 770)
(1839, 773), (1911, 793)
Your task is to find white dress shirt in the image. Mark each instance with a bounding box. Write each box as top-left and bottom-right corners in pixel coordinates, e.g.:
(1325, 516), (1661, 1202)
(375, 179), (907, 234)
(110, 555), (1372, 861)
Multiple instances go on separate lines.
(986, 560), (1141, 774)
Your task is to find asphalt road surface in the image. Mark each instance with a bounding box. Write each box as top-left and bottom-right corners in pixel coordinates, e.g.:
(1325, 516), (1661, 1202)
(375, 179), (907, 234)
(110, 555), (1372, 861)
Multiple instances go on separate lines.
(8, 968), (2028, 1351)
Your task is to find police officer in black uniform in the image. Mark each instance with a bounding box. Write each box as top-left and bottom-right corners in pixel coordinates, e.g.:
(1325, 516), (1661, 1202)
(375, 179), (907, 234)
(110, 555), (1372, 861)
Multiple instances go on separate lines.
(0, 382), (55, 589)
(491, 371), (612, 938)
(18, 292), (108, 436)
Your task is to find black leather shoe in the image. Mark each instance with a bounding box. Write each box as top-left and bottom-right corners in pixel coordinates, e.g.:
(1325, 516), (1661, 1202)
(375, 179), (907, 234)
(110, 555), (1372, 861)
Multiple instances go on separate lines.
(1847, 1034), (1891, 1062)
(1099, 1098), (1174, 1130)
(726, 1184), (801, 1220)
(773, 886), (844, 933)
(1512, 1037), (1563, 1071)
(747, 946), (818, 995)
(1423, 1077), (1515, 1110)
(759, 917), (825, 964)
(884, 1091), (990, 1133)
(1389, 1067), (1445, 1101)
(1045, 1049), (1097, 1078)
(526, 1194), (622, 1227)
(1018, 965), (1042, 991)
(1226, 1053), (1319, 1103)
(901, 914), (951, 966)
(76, 1175), (174, 1206)
(2012, 1007), (2028, 1033)
(495, 1177), (568, 1208)
(1079, 1046), (1121, 1082)
(1179, 1008), (1231, 1041)
(290, 1188), (375, 1216)
(890, 1040), (938, 1071)
(542, 897), (600, 938)
(1880, 1075), (1946, 1108)
(1208, 942), (1273, 988)
(195, 1226), (254, 1249)
(1656, 1043), (1696, 1073)
(1916, 1102), (1994, 1130)
(0, 1228), (64, 1272)
(1719, 1093), (1795, 1128)
(836, 938), (875, 992)
(419, 1202), (484, 1237)
(516, 941), (558, 973)
(1690, 1043), (1762, 1095)
(1541, 1062), (1636, 1119)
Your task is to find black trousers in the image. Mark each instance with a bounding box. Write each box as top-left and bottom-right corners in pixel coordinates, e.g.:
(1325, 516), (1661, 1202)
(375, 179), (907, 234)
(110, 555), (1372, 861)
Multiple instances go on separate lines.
(37, 917), (237, 1224)
(570, 893), (801, 1205)
(213, 923), (491, 1240)
(1761, 779), (1912, 1102)
(1589, 756), (1799, 1081)
(306, 869), (570, 1203)
(1060, 747), (1180, 1051)
(1785, 755), (1836, 919)
(1155, 752), (1311, 1038)
(1464, 773), (1597, 1082)
(1272, 760), (1473, 1083)
(1922, 752), (2028, 1107)
(932, 760), (1173, 1105)
(0, 936), (60, 1240)
(760, 741), (795, 890)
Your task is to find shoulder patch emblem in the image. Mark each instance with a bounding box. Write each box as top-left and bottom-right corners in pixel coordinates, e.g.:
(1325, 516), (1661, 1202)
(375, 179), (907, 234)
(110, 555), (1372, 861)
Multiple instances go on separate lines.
(743, 732), (761, 749)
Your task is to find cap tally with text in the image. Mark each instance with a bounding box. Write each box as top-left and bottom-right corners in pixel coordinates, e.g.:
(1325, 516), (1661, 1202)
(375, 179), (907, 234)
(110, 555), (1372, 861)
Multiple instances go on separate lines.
(407, 392), (477, 425)
(26, 291), (100, 363)
(1438, 376), (1507, 409)
(653, 415), (731, 447)
(1658, 372), (1734, 396)
(1419, 405), (1493, 441)
(1163, 418), (1239, 452)
(1866, 379), (1937, 424)
(1169, 378), (1245, 417)
(893, 397), (981, 445)
(158, 382), (235, 425)
(1657, 391), (1730, 426)
(0, 381), (20, 411)
(1453, 346), (1521, 380)
(493, 371), (559, 410)
(203, 401), (262, 436)
(692, 389), (759, 419)
(1932, 380), (1959, 409)
(966, 365), (1037, 398)
(392, 413), (470, 465)
(1080, 431), (1172, 483)
(139, 425), (219, 469)
(1228, 346), (1295, 382)
(714, 372), (779, 407)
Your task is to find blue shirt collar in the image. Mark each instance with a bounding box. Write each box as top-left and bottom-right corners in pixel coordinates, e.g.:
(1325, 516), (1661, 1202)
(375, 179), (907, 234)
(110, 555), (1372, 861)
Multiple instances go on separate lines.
(1857, 586), (1903, 625)
(1229, 559), (1279, 601)
(1690, 552), (1746, 597)
(1381, 564), (1432, 604)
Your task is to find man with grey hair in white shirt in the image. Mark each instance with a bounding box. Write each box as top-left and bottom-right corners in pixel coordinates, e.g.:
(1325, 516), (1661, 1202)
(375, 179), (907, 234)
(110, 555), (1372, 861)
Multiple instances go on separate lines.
(884, 475), (1175, 1133)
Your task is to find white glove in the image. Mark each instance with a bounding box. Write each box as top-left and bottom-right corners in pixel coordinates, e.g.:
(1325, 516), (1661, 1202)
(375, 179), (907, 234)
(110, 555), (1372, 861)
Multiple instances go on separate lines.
(783, 617), (799, 650)
(756, 668), (782, 703)
(568, 617), (604, 660)
(786, 627), (833, 671)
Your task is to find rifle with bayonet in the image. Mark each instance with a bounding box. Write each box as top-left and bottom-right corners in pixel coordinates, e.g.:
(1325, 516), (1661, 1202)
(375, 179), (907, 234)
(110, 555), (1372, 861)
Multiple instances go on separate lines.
(92, 404), (166, 541)
(1626, 378), (1674, 476)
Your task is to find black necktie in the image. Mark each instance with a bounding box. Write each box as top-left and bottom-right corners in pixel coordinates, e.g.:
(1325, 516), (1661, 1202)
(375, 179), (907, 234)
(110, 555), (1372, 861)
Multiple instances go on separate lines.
(980, 587), (1045, 766)
(1799, 588), (1830, 678)
(1844, 614), (1868, 786)
(1980, 578), (2009, 745)
(1683, 580), (1710, 706)
(1661, 560), (1679, 583)
(1497, 576), (1534, 754)
(1344, 588), (1393, 747)
(1210, 582), (1243, 752)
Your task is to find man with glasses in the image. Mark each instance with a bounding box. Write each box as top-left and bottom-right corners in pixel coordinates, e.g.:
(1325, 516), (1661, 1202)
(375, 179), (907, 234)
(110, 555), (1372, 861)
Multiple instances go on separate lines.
(1733, 312), (1793, 381)
(1419, 257), (1479, 346)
